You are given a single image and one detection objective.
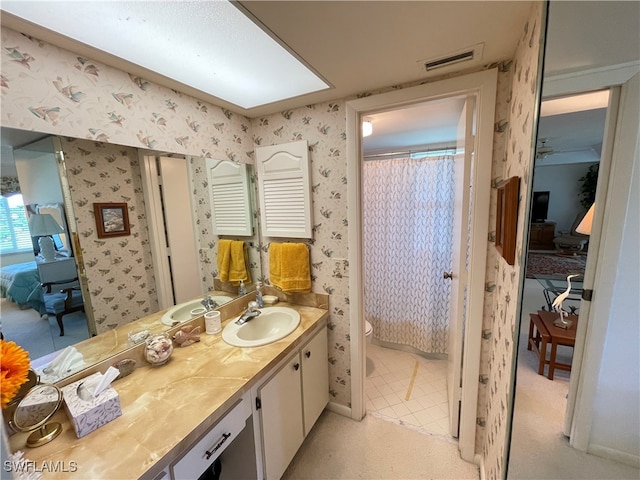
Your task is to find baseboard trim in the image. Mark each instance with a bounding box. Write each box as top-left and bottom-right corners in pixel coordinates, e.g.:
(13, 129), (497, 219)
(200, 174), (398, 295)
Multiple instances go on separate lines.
(474, 453), (486, 480)
(588, 443), (640, 468)
(326, 401), (352, 418)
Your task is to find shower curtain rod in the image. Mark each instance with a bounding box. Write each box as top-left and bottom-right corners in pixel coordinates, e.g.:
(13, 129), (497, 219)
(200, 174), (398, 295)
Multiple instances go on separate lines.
(363, 145), (456, 160)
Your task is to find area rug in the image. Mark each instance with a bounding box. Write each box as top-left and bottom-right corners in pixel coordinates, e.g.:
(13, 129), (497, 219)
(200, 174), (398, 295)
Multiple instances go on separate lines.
(525, 252), (586, 278)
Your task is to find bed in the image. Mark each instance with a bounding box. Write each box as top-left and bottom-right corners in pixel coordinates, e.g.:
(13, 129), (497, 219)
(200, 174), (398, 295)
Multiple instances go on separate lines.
(0, 261), (46, 315)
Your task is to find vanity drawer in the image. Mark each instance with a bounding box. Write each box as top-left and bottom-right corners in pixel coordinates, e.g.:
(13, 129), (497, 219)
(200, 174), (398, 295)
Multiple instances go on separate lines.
(171, 395), (251, 480)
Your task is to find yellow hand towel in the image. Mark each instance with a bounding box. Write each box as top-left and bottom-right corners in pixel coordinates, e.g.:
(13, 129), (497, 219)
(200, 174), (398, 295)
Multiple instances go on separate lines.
(217, 239), (232, 283)
(217, 240), (250, 285)
(228, 240), (251, 286)
(269, 242), (311, 293)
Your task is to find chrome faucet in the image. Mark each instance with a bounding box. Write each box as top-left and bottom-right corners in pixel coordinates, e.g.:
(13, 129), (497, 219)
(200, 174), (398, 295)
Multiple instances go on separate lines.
(201, 296), (219, 311)
(236, 301), (261, 325)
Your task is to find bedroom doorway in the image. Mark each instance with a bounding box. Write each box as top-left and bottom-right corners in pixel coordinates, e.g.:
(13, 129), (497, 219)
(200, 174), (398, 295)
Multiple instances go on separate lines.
(0, 132), (90, 359)
(508, 82), (630, 476)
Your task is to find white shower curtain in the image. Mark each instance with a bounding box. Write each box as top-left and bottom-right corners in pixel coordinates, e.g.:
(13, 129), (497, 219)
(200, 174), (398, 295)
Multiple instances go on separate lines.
(363, 155), (455, 354)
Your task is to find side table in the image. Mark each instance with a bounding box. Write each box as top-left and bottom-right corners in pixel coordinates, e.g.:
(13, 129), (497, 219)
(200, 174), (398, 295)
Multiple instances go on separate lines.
(528, 313), (550, 376)
(528, 310), (578, 380)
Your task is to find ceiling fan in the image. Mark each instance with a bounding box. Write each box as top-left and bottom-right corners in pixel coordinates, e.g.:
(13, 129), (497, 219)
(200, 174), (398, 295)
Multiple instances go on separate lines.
(536, 138), (555, 159)
(536, 138), (600, 161)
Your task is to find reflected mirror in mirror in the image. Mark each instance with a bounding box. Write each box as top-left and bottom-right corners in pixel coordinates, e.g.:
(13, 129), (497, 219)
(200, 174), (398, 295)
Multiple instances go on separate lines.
(507, 1), (639, 479)
(11, 384), (63, 448)
(0, 126), (262, 384)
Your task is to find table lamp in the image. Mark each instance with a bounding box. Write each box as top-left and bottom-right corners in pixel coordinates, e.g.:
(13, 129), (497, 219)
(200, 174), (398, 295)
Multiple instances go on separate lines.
(28, 213), (64, 261)
(576, 203), (594, 235)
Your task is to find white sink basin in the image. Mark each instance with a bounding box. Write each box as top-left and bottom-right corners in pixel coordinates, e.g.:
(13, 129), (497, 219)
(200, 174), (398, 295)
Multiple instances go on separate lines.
(161, 296), (234, 326)
(222, 307), (301, 347)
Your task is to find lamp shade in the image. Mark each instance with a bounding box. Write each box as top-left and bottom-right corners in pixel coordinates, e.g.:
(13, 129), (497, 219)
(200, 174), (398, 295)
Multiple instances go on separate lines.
(576, 203), (594, 235)
(362, 121), (373, 137)
(28, 213), (64, 237)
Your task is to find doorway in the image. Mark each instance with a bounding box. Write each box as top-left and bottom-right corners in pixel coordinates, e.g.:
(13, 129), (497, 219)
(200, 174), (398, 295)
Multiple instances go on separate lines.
(347, 69), (498, 461)
(0, 134), (91, 358)
(508, 90), (608, 476)
(508, 72), (640, 476)
(361, 105), (460, 435)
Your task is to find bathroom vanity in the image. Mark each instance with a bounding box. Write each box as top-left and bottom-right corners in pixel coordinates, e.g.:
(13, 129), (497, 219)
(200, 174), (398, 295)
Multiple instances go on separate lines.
(8, 296), (329, 480)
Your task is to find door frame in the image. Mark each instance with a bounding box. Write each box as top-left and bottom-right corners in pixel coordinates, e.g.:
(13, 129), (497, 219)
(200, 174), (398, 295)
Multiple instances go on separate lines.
(346, 69), (497, 462)
(526, 62), (640, 447)
(567, 72), (639, 455)
(140, 152), (174, 310)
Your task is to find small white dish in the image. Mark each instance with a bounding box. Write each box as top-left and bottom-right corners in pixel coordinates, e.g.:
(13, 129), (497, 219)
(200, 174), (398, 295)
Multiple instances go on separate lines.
(262, 295), (279, 305)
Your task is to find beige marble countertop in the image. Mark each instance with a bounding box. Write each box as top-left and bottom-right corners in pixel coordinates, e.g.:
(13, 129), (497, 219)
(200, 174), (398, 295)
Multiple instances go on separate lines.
(9, 299), (328, 480)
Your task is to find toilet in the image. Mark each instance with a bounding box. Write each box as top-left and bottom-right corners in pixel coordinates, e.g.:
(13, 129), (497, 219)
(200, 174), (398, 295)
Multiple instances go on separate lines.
(365, 320), (373, 343)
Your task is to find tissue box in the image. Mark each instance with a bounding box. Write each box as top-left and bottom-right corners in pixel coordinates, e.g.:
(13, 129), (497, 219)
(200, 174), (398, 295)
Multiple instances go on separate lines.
(61, 373), (122, 438)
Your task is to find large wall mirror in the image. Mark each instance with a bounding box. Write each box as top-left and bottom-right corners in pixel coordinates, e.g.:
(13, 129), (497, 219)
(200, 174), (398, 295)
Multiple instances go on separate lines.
(0, 126), (261, 383)
(507, 1), (639, 478)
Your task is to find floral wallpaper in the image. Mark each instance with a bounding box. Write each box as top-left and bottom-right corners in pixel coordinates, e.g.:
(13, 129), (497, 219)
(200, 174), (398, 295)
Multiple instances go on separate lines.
(475, 66), (513, 451)
(187, 156), (262, 291)
(0, 28), (254, 165)
(479, 3), (544, 479)
(59, 137), (158, 334)
(252, 104), (351, 406)
(1, 2), (544, 466)
(1, 25), (259, 322)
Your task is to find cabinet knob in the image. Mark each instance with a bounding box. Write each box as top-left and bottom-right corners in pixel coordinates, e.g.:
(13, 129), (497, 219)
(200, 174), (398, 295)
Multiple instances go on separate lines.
(293, 363), (300, 371)
(305, 351), (311, 358)
(443, 271), (453, 280)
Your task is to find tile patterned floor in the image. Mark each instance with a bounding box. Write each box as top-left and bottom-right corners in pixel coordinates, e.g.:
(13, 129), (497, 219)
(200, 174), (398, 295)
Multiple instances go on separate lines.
(366, 343), (451, 436)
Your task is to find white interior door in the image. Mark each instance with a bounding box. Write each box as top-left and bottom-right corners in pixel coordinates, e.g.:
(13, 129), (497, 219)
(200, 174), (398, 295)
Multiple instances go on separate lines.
(159, 157), (201, 304)
(447, 96), (475, 437)
(141, 155), (203, 307)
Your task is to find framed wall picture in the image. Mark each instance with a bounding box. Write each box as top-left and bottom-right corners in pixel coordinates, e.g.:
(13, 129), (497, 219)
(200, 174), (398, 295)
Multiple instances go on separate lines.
(94, 202), (130, 238)
(495, 176), (520, 265)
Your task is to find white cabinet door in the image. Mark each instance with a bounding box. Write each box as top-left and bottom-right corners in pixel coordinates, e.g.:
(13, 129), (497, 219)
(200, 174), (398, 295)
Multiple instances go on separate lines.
(255, 140), (312, 238)
(259, 355), (304, 480)
(301, 326), (329, 436)
(206, 159), (252, 236)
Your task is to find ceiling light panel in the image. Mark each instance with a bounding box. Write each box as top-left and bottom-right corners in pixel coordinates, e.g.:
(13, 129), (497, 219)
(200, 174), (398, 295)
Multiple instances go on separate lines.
(1, 1), (330, 109)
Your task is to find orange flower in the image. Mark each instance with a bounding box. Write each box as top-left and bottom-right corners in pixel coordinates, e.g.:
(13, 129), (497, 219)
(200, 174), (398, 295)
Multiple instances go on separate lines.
(1, 340), (31, 409)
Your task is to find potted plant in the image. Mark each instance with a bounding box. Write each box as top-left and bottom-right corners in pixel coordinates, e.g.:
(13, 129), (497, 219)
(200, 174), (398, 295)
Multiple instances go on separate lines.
(579, 164), (599, 209)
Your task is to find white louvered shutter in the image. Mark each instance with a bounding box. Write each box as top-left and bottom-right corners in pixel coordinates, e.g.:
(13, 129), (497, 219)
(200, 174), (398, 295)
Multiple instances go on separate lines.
(256, 140), (312, 238)
(207, 159), (252, 236)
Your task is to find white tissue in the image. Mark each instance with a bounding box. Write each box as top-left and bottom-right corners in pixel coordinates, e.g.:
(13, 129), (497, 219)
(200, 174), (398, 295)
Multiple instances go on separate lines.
(92, 366), (120, 397)
(77, 367), (120, 401)
(38, 346), (86, 383)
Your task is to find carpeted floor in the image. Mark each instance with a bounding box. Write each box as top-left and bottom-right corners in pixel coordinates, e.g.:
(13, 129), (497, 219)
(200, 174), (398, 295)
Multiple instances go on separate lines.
(509, 279), (640, 479)
(0, 297), (90, 360)
(525, 252), (587, 279)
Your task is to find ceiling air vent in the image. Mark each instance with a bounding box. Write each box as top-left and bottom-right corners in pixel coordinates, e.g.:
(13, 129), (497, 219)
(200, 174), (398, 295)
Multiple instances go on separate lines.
(419, 44), (484, 72)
